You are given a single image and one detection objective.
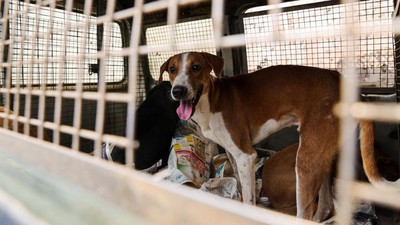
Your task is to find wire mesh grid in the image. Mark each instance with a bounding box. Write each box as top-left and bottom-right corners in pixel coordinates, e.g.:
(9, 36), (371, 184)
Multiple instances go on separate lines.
(0, 0), (398, 224)
(244, 0), (395, 88)
(7, 0), (124, 86)
(146, 18), (216, 81)
(0, 0), (134, 152)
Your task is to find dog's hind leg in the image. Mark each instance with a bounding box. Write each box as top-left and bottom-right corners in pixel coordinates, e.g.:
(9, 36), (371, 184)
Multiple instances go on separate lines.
(296, 120), (338, 220)
(313, 173), (334, 222)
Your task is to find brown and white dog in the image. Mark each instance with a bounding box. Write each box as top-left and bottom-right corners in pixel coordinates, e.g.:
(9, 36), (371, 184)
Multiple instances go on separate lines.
(158, 52), (400, 220)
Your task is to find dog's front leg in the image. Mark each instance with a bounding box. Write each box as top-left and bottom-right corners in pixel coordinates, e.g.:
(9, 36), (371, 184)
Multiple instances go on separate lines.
(205, 114), (257, 204)
(229, 148), (257, 204)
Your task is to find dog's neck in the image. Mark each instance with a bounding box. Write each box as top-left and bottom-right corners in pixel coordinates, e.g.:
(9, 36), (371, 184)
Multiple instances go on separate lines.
(192, 91), (225, 145)
(191, 76), (220, 137)
(192, 90), (211, 127)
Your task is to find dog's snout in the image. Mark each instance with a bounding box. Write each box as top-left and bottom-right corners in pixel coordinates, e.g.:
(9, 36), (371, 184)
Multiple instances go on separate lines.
(172, 85), (188, 99)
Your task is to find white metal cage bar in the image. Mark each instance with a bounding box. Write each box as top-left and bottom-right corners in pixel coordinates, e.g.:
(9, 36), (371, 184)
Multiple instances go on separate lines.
(335, 1), (361, 224)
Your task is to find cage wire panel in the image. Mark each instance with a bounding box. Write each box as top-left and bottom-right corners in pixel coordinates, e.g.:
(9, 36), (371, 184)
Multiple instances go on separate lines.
(0, 0), (398, 224)
(2, 0), (131, 151)
(244, 0), (395, 88)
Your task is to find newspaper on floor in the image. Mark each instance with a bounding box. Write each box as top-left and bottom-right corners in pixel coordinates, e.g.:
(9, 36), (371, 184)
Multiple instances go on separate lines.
(166, 120), (218, 187)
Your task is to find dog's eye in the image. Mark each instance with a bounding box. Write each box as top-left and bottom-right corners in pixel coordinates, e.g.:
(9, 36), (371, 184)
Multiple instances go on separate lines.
(169, 67), (176, 73)
(191, 65), (201, 72)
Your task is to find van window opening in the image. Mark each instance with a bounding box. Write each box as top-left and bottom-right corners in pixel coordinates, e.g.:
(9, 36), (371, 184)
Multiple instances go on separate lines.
(244, 0), (395, 88)
(146, 18), (217, 81)
(6, 0), (124, 87)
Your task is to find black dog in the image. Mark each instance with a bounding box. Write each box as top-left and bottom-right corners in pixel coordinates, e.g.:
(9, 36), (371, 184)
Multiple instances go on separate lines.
(107, 81), (179, 171)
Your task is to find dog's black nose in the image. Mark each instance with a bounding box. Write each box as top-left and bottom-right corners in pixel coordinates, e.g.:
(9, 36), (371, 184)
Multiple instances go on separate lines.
(172, 85), (188, 99)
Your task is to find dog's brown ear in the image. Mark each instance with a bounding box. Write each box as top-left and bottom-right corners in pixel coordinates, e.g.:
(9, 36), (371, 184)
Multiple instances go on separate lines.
(201, 52), (224, 77)
(158, 58), (171, 85)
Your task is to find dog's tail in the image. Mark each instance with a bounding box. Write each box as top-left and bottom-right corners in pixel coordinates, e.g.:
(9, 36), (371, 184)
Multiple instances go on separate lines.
(360, 120), (400, 190)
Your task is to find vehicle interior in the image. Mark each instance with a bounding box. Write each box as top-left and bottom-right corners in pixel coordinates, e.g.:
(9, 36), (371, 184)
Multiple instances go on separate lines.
(0, 0), (399, 224)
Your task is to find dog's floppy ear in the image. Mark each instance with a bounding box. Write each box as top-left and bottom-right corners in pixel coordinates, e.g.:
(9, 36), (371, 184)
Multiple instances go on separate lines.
(201, 52), (224, 77)
(158, 58), (171, 85)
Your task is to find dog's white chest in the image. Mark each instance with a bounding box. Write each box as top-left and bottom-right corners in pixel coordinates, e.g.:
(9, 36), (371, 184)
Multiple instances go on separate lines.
(198, 112), (235, 148)
(192, 114), (222, 145)
(192, 102), (230, 146)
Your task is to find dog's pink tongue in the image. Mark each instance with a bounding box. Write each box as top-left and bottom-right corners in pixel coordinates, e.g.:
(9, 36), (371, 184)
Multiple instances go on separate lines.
(177, 100), (193, 121)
